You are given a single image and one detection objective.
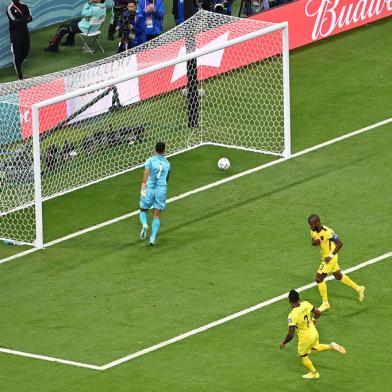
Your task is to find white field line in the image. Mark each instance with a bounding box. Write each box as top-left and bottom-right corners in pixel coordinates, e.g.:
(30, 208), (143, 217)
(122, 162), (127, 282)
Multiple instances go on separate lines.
(2, 252), (389, 370)
(1, 116), (391, 268)
(100, 251), (391, 370)
(0, 347), (101, 370)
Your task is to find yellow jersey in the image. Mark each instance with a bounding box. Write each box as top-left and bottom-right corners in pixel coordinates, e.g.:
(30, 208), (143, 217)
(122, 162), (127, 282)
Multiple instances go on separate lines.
(288, 301), (317, 341)
(311, 225), (339, 259)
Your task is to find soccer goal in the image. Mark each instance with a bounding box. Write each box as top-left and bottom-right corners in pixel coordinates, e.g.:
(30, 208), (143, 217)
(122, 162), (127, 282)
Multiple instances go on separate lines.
(0, 10), (290, 248)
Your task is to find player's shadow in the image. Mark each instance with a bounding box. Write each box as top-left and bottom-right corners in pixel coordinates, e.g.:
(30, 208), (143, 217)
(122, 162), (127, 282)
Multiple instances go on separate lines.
(160, 157), (365, 239)
(339, 309), (366, 318)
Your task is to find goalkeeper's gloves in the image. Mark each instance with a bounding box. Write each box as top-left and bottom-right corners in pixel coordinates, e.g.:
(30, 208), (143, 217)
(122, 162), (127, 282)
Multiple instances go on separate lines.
(141, 188), (147, 198)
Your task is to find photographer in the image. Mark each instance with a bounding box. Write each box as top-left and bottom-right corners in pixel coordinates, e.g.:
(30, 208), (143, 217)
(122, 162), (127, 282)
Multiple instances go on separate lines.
(117, 0), (146, 53)
(108, 0), (129, 41)
(195, 0), (233, 15)
(137, 0), (164, 41)
(211, 0), (234, 15)
(45, 0), (106, 53)
(172, 0), (184, 25)
(6, 0), (32, 80)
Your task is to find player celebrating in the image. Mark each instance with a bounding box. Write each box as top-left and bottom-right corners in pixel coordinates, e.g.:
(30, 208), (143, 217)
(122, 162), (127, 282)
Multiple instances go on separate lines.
(139, 142), (170, 246)
(280, 289), (346, 379)
(308, 214), (365, 312)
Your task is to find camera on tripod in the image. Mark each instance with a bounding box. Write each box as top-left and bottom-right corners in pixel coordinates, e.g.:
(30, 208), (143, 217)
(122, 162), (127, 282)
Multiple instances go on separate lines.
(213, 0), (233, 14)
(196, 0), (234, 15)
(122, 20), (135, 40)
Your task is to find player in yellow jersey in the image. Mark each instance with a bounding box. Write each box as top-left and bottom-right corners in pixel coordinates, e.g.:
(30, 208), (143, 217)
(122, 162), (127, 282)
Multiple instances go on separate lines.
(280, 289), (346, 379)
(308, 214), (365, 312)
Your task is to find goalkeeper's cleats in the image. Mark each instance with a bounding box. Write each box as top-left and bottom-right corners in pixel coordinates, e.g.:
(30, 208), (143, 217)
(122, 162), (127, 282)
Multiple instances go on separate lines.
(140, 224), (148, 240)
(149, 236), (156, 246)
(358, 286), (366, 302)
(330, 342), (346, 354)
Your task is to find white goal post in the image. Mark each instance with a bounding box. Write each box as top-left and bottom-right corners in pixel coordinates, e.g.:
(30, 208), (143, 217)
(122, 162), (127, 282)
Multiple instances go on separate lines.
(0, 11), (290, 248)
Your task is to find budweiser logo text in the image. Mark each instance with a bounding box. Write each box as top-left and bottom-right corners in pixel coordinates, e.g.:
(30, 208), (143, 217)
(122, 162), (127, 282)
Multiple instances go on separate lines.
(305, 0), (392, 40)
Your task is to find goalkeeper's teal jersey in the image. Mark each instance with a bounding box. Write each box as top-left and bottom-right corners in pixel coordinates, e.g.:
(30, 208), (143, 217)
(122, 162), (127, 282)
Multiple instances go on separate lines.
(145, 155), (170, 189)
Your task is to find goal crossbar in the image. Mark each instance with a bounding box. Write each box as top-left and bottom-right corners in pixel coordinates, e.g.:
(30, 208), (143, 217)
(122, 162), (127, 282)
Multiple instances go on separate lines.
(33, 21), (288, 111)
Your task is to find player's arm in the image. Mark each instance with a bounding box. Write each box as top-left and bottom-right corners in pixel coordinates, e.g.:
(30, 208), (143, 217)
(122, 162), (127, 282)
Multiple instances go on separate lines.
(280, 326), (296, 348)
(311, 306), (322, 326)
(323, 233), (342, 262)
(311, 237), (320, 246)
(140, 168), (149, 196)
(311, 232), (320, 246)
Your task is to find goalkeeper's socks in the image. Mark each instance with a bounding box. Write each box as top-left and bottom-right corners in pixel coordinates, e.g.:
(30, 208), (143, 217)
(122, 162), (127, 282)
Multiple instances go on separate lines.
(139, 211), (148, 227)
(150, 218), (161, 244)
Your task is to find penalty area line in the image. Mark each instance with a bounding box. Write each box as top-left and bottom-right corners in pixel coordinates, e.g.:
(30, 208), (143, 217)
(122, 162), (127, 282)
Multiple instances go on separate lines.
(100, 251), (392, 370)
(0, 252), (390, 370)
(0, 347), (101, 371)
(1, 116), (391, 267)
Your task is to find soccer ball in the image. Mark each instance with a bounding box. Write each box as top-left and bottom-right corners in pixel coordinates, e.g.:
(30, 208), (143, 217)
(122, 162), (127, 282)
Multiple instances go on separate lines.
(218, 157), (230, 170)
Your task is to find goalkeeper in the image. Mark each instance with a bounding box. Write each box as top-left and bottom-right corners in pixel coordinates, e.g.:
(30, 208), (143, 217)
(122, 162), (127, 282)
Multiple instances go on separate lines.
(139, 142), (171, 246)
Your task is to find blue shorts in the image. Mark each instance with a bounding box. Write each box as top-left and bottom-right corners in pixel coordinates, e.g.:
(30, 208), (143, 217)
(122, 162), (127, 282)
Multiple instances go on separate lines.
(140, 187), (167, 210)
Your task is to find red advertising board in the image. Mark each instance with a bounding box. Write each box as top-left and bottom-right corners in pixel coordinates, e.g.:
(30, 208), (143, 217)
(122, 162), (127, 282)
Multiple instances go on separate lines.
(251, 0), (392, 49)
(16, 2), (392, 137)
(18, 79), (67, 139)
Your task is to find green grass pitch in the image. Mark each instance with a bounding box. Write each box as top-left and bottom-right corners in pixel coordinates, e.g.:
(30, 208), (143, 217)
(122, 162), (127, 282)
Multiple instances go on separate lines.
(0, 15), (392, 392)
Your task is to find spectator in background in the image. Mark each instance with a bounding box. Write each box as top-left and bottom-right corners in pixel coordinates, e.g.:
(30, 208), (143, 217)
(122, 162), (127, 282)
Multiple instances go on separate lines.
(6, 0), (32, 80)
(262, 0), (270, 11)
(117, 0), (146, 53)
(173, 0), (198, 25)
(45, 0), (106, 53)
(107, 0), (129, 41)
(137, 0), (164, 41)
(172, 0), (184, 25)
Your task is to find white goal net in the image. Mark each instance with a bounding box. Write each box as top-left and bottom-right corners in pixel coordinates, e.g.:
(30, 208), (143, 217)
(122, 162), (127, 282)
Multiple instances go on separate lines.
(0, 10), (290, 248)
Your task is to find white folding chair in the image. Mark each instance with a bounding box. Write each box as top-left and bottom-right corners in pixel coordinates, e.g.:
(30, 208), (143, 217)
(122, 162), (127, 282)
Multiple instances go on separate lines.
(80, 16), (106, 55)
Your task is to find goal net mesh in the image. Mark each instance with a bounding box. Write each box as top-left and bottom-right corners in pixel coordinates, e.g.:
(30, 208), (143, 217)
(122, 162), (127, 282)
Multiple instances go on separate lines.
(0, 10), (286, 246)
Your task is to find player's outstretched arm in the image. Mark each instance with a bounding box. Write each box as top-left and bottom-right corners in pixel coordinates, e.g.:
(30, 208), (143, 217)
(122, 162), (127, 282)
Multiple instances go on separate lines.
(280, 326), (296, 348)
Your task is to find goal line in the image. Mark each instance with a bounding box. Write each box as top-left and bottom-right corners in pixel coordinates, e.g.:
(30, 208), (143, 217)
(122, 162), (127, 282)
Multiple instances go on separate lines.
(1, 115), (391, 267)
